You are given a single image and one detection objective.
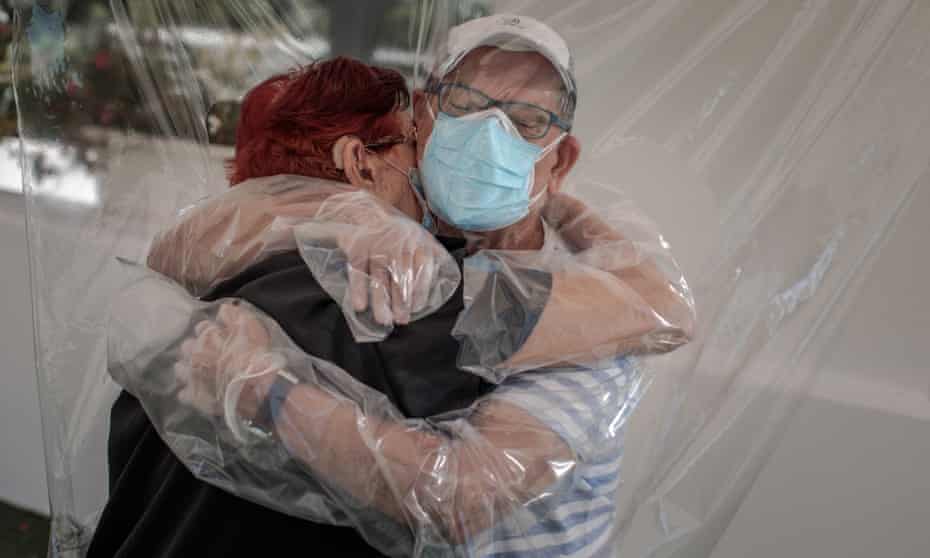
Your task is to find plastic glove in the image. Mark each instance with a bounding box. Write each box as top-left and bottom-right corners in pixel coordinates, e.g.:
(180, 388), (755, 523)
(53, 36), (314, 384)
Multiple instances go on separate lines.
(295, 190), (460, 342)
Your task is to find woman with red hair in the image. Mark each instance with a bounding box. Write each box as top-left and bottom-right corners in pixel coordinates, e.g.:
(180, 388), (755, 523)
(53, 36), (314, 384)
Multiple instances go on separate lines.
(95, 59), (459, 558)
(148, 57), (445, 324)
(228, 57), (417, 203)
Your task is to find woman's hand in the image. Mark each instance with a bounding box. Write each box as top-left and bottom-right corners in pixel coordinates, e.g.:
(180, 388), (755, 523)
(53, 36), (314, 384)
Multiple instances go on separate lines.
(542, 192), (625, 250)
(296, 191), (459, 329)
(333, 216), (448, 325)
(148, 179), (458, 330)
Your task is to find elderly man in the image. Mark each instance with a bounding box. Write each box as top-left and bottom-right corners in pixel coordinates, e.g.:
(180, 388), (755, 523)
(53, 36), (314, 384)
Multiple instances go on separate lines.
(94, 15), (693, 558)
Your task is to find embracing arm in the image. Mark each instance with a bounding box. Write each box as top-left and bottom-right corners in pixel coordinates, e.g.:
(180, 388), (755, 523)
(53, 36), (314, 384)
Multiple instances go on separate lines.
(456, 193), (695, 379)
(146, 176), (344, 295)
(146, 176), (459, 333)
(248, 374), (570, 543)
(108, 273), (572, 553)
(507, 267), (693, 369)
(549, 193), (695, 336)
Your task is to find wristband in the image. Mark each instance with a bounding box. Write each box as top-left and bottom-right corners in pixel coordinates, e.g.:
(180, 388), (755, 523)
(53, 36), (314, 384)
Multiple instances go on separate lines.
(223, 352), (289, 444)
(252, 369), (300, 435)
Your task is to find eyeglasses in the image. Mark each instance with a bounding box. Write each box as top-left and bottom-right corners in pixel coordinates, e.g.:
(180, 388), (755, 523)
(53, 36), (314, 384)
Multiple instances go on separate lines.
(426, 81), (572, 140)
(364, 133), (415, 151)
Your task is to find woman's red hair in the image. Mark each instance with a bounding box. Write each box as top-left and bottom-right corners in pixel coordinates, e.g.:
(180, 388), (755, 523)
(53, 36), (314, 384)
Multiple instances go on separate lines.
(228, 57), (410, 185)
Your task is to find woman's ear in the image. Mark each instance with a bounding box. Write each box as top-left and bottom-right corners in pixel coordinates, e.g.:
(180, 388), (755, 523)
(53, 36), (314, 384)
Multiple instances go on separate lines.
(411, 89), (436, 163)
(336, 136), (375, 188)
(547, 134), (581, 194)
(412, 90), (426, 119)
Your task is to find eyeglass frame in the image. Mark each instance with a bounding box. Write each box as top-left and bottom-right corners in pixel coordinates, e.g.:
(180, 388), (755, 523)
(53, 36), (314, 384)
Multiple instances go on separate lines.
(424, 78), (573, 140)
(362, 125), (419, 152)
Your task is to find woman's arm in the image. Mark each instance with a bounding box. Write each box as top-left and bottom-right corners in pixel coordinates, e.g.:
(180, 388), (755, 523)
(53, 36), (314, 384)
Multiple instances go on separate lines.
(546, 192), (695, 335)
(505, 267), (693, 369)
(147, 176), (346, 295)
(146, 175), (458, 331)
(455, 193), (695, 380)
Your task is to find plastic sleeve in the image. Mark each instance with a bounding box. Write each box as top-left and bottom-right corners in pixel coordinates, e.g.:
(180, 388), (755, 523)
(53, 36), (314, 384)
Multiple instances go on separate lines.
(107, 268), (638, 556)
(452, 194), (697, 382)
(293, 190), (461, 342)
(146, 176), (461, 337)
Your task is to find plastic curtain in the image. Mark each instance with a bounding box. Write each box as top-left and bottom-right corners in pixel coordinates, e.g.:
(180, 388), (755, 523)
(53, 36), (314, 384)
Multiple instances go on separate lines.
(11, 0), (930, 556)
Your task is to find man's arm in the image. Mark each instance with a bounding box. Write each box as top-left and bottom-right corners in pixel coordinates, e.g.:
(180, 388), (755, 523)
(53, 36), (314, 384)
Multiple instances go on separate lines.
(249, 374), (571, 544)
(109, 273), (574, 552)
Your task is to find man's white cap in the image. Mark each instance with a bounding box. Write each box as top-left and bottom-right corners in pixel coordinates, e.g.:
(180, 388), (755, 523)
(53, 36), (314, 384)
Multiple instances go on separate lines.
(433, 14), (577, 98)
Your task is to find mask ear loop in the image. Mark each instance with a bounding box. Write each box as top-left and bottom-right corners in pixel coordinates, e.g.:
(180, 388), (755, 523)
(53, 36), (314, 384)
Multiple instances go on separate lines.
(416, 90), (442, 230)
(539, 131), (567, 158)
(525, 131), (568, 211)
(378, 152), (434, 231)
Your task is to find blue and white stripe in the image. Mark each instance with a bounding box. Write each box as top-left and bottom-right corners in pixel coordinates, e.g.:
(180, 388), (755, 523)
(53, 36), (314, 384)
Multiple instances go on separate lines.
(469, 356), (640, 557)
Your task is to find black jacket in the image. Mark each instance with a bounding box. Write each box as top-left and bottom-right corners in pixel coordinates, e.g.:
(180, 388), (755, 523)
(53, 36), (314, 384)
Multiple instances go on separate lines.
(87, 237), (547, 558)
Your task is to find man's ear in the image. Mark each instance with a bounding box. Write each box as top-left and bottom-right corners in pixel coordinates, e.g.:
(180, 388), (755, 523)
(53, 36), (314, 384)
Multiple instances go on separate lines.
(338, 137), (375, 188)
(547, 134), (581, 194)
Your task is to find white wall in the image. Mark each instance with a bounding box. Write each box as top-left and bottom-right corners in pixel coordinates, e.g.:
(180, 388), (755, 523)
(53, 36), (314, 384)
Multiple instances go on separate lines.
(0, 191), (49, 514)
(708, 174), (930, 558)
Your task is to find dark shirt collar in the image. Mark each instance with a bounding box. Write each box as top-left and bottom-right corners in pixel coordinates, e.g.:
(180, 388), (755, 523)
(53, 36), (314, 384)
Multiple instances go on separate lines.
(436, 235), (467, 257)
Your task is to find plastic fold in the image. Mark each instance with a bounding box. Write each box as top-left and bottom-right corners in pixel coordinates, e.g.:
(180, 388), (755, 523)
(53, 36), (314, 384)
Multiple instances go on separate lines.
(108, 266), (645, 557)
(11, 1), (930, 557)
(147, 174), (463, 341)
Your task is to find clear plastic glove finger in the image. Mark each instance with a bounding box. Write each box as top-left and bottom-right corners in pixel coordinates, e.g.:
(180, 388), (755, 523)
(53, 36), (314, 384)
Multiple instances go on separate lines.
(370, 263), (393, 327)
(411, 248), (434, 314)
(390, 249), (414, 325)
(294, 198), (461, 342)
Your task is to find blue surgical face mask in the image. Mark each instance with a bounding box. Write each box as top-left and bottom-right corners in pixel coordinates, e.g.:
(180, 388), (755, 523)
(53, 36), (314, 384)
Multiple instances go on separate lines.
(419, 108), (561, 232)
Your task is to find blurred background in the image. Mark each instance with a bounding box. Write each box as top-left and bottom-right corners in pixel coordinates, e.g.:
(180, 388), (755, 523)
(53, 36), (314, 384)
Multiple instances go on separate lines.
(1, 1), (929, 557)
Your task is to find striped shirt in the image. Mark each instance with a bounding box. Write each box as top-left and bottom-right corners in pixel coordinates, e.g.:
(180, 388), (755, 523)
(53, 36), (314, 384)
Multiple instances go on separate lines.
(466, 356), (647, 557)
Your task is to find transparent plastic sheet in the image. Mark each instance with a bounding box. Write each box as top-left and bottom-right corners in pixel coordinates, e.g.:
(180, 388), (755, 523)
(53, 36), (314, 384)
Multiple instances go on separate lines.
(11, 1), (930, 558)
(292, 191), (461, 341)
(107, 263), (646, 556)
(147, 173), (691, 370)
(145, 174), (463, 341)
(103, 171), (689, 556)
(455, 191), (694, 382)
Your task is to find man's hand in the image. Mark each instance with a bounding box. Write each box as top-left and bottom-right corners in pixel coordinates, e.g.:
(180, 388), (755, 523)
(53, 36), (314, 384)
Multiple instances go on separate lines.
(176, 302), (280, 419)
